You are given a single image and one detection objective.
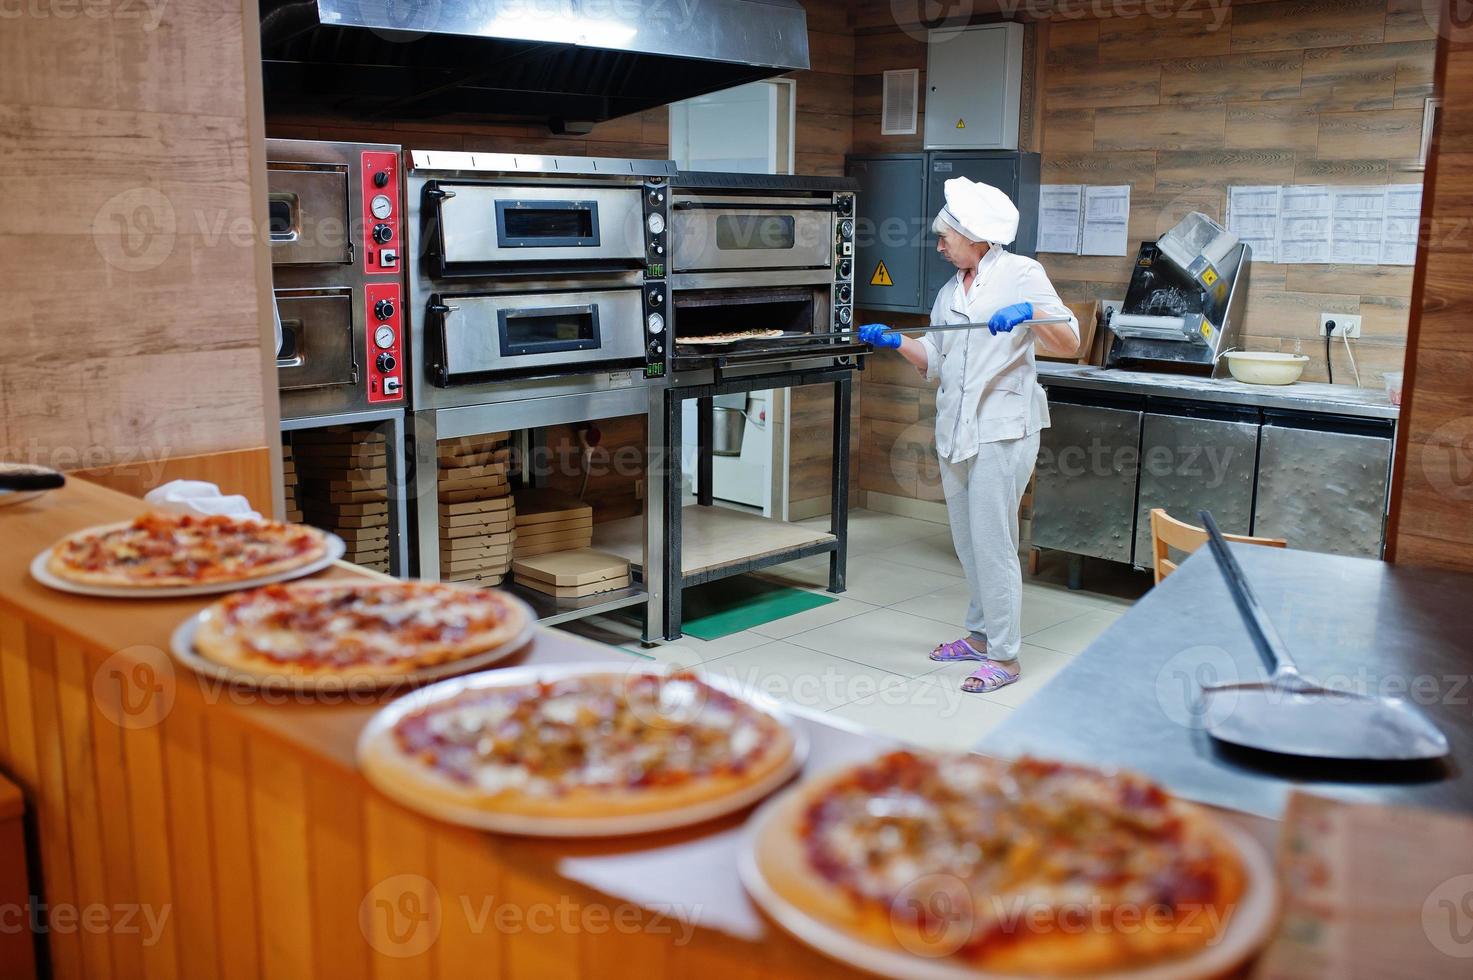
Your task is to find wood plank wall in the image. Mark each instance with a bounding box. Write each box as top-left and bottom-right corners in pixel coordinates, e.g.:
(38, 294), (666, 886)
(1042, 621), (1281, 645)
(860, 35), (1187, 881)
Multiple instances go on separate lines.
(266, 0), (860, 518)
(1387, 13), (1473, 572)
(852, 0), (1436, 505)
(1, 0), (277, 478)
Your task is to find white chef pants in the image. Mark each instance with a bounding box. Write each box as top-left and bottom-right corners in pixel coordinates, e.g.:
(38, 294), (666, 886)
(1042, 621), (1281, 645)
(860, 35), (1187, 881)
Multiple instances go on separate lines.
(938, 432), (1040, 663)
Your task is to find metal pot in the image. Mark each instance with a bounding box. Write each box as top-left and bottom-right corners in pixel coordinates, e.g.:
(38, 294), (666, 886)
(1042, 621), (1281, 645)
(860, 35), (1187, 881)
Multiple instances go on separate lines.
(713, 407), (748, 456)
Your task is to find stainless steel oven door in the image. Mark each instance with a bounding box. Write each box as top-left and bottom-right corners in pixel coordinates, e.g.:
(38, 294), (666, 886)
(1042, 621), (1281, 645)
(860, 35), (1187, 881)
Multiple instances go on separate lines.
(274, 288), (358, 391)
(431, 287), (645, 382)
(266, 164), (353, 265)
(431, 183), (645, 265)
(671, 196), (834, 272)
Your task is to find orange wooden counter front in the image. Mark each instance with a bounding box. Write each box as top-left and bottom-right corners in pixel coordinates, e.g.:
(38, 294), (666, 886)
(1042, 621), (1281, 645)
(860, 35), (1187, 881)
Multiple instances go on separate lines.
(0, 479), (890, 979)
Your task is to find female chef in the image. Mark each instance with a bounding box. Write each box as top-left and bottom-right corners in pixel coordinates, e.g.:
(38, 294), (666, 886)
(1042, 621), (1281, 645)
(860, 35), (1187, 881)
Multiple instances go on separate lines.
(859, 177), (1079, 694)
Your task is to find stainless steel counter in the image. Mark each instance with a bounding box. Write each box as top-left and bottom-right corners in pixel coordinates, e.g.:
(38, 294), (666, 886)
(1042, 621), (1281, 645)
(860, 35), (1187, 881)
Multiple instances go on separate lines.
(1037, 363), (1399, 420)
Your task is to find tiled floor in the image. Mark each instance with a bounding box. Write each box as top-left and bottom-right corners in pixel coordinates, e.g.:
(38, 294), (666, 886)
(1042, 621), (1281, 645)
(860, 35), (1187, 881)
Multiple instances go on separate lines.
(559, 509), (1151, 750)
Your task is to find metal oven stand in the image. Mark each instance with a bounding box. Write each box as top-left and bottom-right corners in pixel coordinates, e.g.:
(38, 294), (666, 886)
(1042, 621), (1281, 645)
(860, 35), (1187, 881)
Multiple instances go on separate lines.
(653, 366), (852, 641)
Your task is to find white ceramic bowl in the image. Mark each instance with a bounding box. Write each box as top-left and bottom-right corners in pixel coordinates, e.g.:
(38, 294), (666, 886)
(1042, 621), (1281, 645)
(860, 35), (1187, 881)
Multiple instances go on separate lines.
(1222, 351), (1309, 385)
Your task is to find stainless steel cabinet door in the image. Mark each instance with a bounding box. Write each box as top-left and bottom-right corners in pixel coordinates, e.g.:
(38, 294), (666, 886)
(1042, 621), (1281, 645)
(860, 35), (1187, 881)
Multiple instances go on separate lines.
(1253, 424), (1392, 557)
(1032, 402), (1143, 563)
(1132, 413), (1260, 566)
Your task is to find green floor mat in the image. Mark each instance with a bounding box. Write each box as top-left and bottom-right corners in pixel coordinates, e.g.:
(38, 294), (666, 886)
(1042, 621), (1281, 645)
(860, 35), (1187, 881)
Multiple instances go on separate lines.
(679, 576), (836, 641)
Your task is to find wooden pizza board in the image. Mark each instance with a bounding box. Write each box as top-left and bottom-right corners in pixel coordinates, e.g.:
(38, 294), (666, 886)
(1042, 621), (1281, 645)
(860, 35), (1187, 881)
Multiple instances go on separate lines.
(511, 549), (630, 587)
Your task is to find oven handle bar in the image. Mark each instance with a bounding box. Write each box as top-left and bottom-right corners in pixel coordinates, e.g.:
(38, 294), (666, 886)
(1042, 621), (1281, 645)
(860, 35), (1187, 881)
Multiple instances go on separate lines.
(826, 316), (1072, 341)
(672, 202), (843, 212)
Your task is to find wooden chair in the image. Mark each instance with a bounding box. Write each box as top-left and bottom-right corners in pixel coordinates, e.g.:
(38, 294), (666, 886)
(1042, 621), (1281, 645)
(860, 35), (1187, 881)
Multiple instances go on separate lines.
(1149, 508), (1286, 584)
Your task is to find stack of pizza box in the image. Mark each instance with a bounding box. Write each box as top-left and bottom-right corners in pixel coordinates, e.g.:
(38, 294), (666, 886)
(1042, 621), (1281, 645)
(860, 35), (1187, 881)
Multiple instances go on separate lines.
(438, 433), (515, 585)
(281, 439), (303, 524)
(512, 548), (630, 599)
(511, 490), (593, 559)
(294, 427), (390, 573)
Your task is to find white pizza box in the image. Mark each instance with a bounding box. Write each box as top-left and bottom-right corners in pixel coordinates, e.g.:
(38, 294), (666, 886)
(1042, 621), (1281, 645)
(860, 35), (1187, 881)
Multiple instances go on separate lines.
(439, 497), (513, 518)
(438, 518), (515, 542)
(440, 511), (514, 531)
(510, 549), (630, 588)
(514, 526), (593, 549)
(513, 538), (592, 559)
(438, 462), (510, 482)
(516, 573), (630, 599)
(513, 490), (591, 526)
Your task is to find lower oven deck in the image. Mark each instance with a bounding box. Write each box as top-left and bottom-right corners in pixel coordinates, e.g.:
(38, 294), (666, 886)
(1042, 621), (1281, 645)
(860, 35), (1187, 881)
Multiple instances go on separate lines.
(669, 286), (866, 373)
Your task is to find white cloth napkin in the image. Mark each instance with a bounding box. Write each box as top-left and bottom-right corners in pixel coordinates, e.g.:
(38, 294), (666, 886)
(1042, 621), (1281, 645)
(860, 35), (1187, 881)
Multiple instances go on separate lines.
(144, 480), (261, 521)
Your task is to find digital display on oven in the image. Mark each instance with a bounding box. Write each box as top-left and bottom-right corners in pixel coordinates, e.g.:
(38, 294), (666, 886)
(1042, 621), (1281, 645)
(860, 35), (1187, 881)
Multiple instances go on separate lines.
(715, 214), (796, 250)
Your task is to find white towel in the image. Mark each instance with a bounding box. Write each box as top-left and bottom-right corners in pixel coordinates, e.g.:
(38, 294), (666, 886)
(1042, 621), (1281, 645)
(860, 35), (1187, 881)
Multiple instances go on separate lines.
(144, 480), (261, 521)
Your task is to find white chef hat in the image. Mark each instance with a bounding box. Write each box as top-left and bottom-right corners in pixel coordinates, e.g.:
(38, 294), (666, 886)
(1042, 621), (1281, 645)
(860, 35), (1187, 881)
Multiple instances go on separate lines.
(932, 177), (1019, 246)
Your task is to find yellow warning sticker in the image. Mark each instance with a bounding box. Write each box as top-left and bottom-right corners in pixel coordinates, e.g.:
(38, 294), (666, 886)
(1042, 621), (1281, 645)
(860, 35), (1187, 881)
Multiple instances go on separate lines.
(1201, 266), (1219, 286)
(870, 260), (893, 287)
(1201, 322), (1213, 341)
(956, 118), (966, 129)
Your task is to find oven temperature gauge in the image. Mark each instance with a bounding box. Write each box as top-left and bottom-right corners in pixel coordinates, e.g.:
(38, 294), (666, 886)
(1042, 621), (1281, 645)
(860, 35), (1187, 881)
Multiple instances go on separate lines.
(370, 194), (393, 220)
(647, 213), (666, 235)
(374, 325), (396, 349)
(647, 313), (665, 335)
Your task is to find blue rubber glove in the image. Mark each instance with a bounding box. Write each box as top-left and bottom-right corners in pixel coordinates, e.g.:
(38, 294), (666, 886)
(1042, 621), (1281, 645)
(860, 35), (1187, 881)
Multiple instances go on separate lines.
(859, 323), (902, 350)
(987, 302), (1033, 336)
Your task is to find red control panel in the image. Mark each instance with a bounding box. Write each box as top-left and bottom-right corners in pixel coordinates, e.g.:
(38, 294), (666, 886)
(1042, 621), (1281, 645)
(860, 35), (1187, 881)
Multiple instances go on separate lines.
(364, 282), (403, 403)
(360, 150), (401, 276)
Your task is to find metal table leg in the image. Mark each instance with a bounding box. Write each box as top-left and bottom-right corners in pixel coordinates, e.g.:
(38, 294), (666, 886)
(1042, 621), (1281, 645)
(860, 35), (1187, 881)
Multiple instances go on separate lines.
(664, 386), (684, 640)
(410, 410), (442, 580)
(829, 375), (850, 594)
(383, 412), (411, 578)
(696, 396), (714, 507)
(642, 383), (667, 644)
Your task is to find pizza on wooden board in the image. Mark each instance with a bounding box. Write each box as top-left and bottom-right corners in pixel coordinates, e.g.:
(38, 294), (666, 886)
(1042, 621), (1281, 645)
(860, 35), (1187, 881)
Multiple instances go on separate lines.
(752, 750), (1247, 976)
(359, 671), (796, 819)
(46, 512), (328, 588)
(193, 580), (530, 680)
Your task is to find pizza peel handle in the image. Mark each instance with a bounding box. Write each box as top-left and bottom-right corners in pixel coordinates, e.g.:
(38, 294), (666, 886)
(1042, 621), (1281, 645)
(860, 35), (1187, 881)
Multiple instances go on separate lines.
(1196, 511), (1450, 762)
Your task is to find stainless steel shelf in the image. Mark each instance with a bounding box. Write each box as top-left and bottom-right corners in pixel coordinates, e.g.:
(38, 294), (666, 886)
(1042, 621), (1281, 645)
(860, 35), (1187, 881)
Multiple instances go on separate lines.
(502, 580), (649, 628)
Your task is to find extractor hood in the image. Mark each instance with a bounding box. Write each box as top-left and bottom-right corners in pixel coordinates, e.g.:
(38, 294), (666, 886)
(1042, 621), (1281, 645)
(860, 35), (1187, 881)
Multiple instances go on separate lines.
(260, 0), (810, 129)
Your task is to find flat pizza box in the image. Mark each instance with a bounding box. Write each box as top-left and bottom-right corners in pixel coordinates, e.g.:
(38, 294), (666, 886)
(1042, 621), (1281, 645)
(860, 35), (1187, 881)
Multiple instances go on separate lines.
(515, 526), (592, 548)
(292, 428), (386, 445)
(439, 497), (513, 518)
(284, 510), (304, 523)
(513, 538), (594, 559)
(324, 488), (390, 505)
(442, 556), (512, 574)
(439, 529), (514, 547)
(335, 527), (389, 543)
(511, 549), (630, 587)
(513, 490), (591, 526)
(346, 551), (390, 565)
(440, 486), (514, 505)
(438, 432), (508, 451)
(305, 501), (387, 518)
(307, 514), (386, 530)
(512, 517), (593, 537)
(439, 444), (510, 464)
(295, 462), (385, 479)
(440, 511), (514, 530)
(443, 569), (504, 585)
(439, 462), (510, 482)
(438, 473), (509, 492)
(517, 574), (630, 599)
(440, 546), (513, 565)
(440, 523), (515, 541)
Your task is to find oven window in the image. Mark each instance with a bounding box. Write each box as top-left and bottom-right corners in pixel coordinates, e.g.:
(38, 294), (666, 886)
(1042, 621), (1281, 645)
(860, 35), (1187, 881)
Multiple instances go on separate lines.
(498, 305), (601, 356)
(496, 201), (601, 248)
(267, 195), (297, 242)
(715, 214), (796, 250)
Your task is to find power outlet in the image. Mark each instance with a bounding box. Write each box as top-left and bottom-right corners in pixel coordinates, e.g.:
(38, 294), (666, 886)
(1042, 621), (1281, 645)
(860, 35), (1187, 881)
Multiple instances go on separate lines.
(1320, 313), (1361, 338)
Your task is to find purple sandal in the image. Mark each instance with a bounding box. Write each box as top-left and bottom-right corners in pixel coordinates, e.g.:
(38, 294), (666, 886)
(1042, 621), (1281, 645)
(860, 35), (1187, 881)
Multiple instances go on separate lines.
(930, 637), (987, 663)
(960, 661), (1020, 694)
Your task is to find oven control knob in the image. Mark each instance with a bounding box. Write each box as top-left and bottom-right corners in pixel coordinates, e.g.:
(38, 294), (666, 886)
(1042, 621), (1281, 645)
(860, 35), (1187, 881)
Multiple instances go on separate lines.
(648, 189), (665, 206)
(372, 223), (393, 244)
(836, 306), (853, 326)
(373, 170), (390, 188)
(836, 283), (852, 304)
(647, 213), (666, 235)
(837, 195), (854, 215)
(376, 352), (396, 373)
(838, 219), (854, 241)
(648, 288), (663, 306)
(838, 258), (853, 280)
(374, 298), (395, 321)
(647, 312), (665, 335)
(370, 194), (393, 220)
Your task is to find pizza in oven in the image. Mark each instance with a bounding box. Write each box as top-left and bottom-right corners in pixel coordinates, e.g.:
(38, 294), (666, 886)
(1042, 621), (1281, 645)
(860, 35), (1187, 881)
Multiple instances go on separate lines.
(359, 671), (796, 819)
(46, 512), (328, 588)
(751, 751), (1247, 976)
(675, 328), (785, 345)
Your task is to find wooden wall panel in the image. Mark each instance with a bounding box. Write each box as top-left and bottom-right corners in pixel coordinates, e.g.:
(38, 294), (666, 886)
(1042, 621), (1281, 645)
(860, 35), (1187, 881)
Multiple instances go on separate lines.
(1, 0), (275, 482)
(854, 1), (1435, 503)
(1388, 21), (1473, 571)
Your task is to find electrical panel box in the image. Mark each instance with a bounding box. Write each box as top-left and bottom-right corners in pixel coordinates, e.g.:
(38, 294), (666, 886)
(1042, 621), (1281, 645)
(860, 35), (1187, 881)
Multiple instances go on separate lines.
(925, 23), (1024, 150)
(848, 151), (1041, 315)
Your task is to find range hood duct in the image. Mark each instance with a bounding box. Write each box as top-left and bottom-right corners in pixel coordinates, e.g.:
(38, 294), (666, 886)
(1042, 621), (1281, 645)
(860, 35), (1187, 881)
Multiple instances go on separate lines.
(260, 0), (811, 127)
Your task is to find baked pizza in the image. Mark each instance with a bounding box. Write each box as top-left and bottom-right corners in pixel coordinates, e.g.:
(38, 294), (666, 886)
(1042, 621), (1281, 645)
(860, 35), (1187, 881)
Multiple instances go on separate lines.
(675, 328), (785, 345)
(46, 512), (328, 588)
(359, 671), (796, 820)
(194, 580), (530, 680)
(751, 751), (1246, 976)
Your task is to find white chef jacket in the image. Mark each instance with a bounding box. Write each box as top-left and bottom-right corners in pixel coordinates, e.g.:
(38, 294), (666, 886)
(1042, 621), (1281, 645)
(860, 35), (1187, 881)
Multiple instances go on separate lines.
(919, 248), (1078, 464)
